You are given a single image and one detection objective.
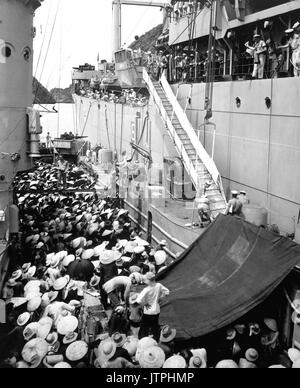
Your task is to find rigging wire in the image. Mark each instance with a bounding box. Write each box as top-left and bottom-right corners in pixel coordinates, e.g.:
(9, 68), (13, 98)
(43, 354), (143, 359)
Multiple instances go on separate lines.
(33, 1), (60, 104)
(122, 0), (155, 48)
(34, 0), (53, 80)
(80, 104), (92, 137)
(169, 7), (204, 46)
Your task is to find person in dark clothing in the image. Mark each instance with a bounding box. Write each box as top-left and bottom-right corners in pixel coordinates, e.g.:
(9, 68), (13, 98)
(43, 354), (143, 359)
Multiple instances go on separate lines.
(99, 261), (118, 309)
(108, 305), (130, 336)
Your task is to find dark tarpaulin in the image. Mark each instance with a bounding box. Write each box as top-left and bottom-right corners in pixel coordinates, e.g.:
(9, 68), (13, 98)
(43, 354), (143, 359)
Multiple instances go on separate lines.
(157, 215), (300, 340)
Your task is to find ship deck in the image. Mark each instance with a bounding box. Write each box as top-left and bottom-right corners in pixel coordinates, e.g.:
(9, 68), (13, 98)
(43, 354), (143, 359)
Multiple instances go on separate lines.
(158, 199), (197, 226)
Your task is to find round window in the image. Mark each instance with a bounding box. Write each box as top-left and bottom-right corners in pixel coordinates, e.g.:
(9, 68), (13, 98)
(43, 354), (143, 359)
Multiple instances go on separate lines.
(23, 47), (31, 61)
(1, 46), (12, 58)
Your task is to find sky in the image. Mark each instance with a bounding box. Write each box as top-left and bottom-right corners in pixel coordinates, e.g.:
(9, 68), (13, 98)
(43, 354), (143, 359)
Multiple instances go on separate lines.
(33, 0), (164, 90)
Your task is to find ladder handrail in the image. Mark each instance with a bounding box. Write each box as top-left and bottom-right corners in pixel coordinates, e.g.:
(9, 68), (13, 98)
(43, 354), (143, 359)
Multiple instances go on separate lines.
(143, 69), (198, 186)
(160, 72), (221, 185)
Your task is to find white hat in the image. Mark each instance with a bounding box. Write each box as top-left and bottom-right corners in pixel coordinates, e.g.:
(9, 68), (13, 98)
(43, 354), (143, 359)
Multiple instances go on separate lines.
(17, 312), (31, 327)
(46, 332), (59, 345)
(99, 250), (122, 265)
(293, 21), (300, 30)
(288, 348), (300, 363)
(163, 355), (186, 368)
(63, 255), (76, 268)
(245, 348), (259, 363)
(10, 269), (22, 281)
(154, 250), (167, 266)
(50, 255), (60, 269)
(136, 337), (158, 362)
(139, 346), (165, 368)
(57, 316), (79, 335)
(26, 266), (37, 278)
(81, 249), (95, 260)
(215, 359), (239, 368)
(22, 263), (31, 273)
(23, 322), (39, 341)
(54, 362), (72, 368)
(134, 246), (145, 254)
(21, 338), (48, 367)
(63, 332), (79, 345)
(36, 242), (44, 250)
(98, 340), (117, 361)
(53, 276), (70, 291)
(46, 253), (55, 267)
(27, 296), (42, 312)
(122, 336), (139, 357)
(36, 317), (53, 339)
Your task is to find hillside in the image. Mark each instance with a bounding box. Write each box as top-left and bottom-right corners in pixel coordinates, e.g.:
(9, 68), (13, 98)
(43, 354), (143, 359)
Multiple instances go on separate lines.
(44, 24), (164, 102)
(50, 86), (74, 103)
(129, 24), (163, 52)
(33, 77), (56, 104)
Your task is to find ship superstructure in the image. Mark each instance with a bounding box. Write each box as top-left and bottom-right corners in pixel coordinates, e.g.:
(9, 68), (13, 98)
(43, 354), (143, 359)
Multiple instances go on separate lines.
(0, 0), (42, 282)
(71, 0), (300, 256)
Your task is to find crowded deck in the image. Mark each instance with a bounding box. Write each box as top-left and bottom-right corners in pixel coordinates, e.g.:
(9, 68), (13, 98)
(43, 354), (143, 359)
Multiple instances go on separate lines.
(0, 160), (300, 369)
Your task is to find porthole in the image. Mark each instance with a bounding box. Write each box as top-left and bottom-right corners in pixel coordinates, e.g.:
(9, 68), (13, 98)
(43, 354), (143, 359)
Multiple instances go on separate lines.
(2, 45), (11, 58)
(23, 47), (31, 61)
(0, 42), (15, 61)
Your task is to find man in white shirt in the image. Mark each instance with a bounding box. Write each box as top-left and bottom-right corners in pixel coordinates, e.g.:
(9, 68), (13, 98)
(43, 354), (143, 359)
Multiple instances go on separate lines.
(136, 272), (169, 341)
(57, 156), (69, 189)
(245, 33), (267, 79)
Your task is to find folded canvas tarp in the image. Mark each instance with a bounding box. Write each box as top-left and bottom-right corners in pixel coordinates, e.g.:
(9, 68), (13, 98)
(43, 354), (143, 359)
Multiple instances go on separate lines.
(157, 215), (300, 340)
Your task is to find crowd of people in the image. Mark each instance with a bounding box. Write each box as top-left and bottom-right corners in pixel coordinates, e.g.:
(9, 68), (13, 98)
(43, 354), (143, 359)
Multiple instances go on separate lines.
(77, 87), (149, 108)
(152, 20), (300, 83)
(0, 161), (299, 368)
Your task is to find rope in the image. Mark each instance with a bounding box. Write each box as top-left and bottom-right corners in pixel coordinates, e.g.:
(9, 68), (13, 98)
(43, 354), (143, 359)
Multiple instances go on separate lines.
(34, 1), (53, 80)
(105, 105), (111, 149)
(80, 103), (92, 137)
(120, 103), (124, 155)
(284, 289), (300, 314)
(0, 115), (25, 150)
(34, 1), (60, 103)
(169, 7), (204, 46)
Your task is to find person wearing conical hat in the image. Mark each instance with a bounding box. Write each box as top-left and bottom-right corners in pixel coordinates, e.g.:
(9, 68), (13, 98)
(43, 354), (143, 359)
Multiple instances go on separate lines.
(278, 22), (300, 77)
(56, 155), (69, 190)
(197, 196), (213, 228)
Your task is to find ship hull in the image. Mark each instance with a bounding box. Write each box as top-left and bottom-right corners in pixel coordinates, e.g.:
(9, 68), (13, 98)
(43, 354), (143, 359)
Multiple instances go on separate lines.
(171, 77), (300, 236)
(74, 75), (300, 252)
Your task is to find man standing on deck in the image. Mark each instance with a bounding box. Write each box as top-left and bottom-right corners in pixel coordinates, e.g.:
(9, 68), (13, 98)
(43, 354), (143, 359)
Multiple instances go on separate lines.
(245, 33), (267, 79)
(57, 155), (69, 190)
(225, 190), (243, 217)
(197, 196), (213, 228)
(136, 272), (169, 341)
(46, 132), (51, 149)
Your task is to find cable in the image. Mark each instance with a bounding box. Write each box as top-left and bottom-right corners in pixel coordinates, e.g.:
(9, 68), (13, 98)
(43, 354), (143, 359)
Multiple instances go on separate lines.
(0, 115), (25, 150)
(122, 0), (155, 47)
(34, 1), (60, 104)
(80, 104), (92, 137)
(105, 105), (112, 149)
(169, 7), (204, 46)
(34, 0), (53, 80)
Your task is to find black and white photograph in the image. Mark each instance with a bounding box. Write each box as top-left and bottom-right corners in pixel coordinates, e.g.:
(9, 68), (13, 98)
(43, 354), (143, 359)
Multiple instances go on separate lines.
(0, 0), (300, 373)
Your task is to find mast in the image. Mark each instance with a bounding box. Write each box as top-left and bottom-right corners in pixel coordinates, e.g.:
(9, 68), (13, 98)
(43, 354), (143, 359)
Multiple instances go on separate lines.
(204, 0), (218, 122)
(112, 0), (122, 55)
(112, 0), (171, 58)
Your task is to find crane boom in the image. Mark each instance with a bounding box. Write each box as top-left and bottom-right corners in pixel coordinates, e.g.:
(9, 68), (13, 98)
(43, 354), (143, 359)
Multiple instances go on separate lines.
(118, 0), (169, 7)
(112, 0), (171, 55)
